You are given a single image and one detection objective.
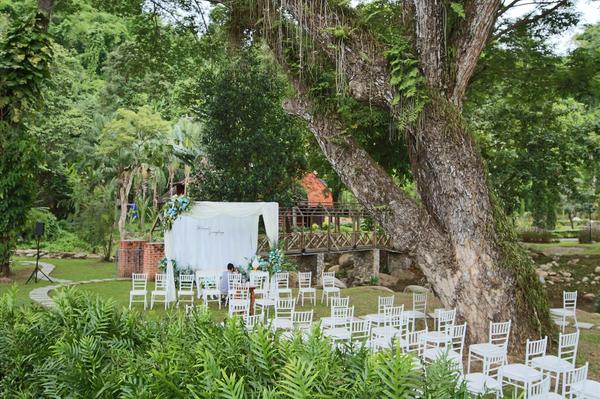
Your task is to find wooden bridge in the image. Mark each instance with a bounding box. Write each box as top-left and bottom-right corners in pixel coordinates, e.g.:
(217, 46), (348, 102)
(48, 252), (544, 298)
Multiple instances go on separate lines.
(258, 201), (398, 255)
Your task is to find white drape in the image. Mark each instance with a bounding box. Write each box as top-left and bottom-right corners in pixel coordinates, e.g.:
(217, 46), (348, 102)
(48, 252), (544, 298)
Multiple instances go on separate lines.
(164, 201), (279, 302)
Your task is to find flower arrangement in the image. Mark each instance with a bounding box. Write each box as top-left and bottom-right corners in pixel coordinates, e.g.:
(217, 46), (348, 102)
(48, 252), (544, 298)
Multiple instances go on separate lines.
(242, 249), (296, 276)
(161, 195), (192, 231)
(158, 257), (177, 272)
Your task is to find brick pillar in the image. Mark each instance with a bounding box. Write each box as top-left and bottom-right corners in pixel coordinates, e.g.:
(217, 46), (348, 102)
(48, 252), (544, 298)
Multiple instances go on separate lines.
(143, 242), (165, 281)
(118, 240), (146, 277)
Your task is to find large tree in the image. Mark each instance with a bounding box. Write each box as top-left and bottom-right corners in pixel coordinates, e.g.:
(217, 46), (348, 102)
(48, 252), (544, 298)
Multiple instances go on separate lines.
(196, 0), (581, 345)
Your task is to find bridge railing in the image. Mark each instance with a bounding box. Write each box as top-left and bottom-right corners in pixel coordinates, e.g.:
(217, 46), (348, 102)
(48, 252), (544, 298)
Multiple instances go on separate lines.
(258, 230), (394, 254)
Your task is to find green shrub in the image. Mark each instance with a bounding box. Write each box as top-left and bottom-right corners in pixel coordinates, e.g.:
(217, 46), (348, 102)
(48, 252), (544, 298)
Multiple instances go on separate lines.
(578, 228), (600, 243)
(519, 228), (557, 243)
(0, 288), (468, 398)
(23, 208), (61, 240)
(552, 229), (580, 239)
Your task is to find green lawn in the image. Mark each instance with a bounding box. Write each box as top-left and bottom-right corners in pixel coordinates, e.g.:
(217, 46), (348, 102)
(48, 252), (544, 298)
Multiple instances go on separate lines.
(524, 241), (600, 255)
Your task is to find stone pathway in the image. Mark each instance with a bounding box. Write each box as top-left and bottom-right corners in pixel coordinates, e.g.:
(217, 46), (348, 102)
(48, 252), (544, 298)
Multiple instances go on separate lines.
(25, 261), (126, 308)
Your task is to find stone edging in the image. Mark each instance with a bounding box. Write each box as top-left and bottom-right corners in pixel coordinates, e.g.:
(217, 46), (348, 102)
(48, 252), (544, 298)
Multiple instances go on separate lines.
(25, 261), (127, 308)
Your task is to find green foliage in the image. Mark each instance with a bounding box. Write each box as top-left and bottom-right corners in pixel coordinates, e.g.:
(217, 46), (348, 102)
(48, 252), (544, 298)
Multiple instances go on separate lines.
(189, 48), (307, 205)
(0, 288), (472, 397)
(578, 228), (600, 244)
(518, 228), (558, 244)
(23, 208), (61, 240)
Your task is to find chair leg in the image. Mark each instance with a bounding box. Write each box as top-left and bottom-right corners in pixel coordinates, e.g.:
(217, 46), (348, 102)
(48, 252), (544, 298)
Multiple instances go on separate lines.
(321, 290), (325, 304)
(144, 297), (147, 310)
(467, 349), (472, 373)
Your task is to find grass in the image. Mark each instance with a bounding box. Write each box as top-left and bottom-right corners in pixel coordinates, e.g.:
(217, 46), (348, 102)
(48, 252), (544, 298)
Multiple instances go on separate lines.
(0, 262), (53, 305)
(524, 241), (600, 255)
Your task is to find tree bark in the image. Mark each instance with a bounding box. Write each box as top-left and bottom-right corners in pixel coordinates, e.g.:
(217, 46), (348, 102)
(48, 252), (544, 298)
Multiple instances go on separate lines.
(118, 171), (134, 239)
(244, 0), (554, 345)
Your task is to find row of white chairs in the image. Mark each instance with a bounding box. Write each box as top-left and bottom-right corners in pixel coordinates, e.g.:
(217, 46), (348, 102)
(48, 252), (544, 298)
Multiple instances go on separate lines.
(129, 271), (343, 311)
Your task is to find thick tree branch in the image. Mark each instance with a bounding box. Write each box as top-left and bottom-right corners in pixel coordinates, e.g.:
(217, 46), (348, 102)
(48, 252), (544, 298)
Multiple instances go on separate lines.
(492, 0), (570, 40)
(411, 0), (445, 87)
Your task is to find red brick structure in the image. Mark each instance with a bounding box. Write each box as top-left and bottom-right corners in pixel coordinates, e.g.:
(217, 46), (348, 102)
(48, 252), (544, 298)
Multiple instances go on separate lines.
(117, 240), (146, 277)
(142, 242), (165, 281)
(301, 172), (334, 206)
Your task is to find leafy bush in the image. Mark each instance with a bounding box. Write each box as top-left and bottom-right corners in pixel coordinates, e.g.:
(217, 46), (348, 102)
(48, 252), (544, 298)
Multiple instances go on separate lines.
(23, 207), (61, 240)
(519, 228), (557, 243)
(552, 229), (580, 239)
(0, 288), (468, 398)
(578, 228), (600, 243)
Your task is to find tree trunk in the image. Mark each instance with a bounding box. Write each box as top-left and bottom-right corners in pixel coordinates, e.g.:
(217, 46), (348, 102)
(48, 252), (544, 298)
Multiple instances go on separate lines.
(117, 171), (134, 239)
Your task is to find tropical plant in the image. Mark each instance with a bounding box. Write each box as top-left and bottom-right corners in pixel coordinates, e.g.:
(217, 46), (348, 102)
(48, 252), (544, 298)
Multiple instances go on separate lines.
(0, 288), (469, 398)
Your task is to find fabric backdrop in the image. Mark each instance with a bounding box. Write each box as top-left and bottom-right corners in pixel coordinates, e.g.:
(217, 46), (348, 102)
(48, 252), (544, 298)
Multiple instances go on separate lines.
(164, 201), (279, 302)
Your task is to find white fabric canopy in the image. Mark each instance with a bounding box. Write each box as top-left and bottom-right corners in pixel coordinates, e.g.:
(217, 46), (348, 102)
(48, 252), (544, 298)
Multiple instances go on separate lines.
(164, 201), (279, 302)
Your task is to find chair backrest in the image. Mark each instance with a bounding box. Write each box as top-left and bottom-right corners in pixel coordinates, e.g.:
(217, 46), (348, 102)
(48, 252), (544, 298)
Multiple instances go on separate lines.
(179, 274), (194, 290)
(378, 296), (395, 313)
(330, 296), (350, 308)
(228, 273), (242, 289)
(563, 290), (577, 311)
(330, 306), (354, 328)
(276, 272), (289, 289)
(132, 273), (147, 290)
(229, 301), (249, 317)
(404, 328), (428, 356)
(489, 320), (511, 350)
(275, 298), (295, 319)
(322, 272), (336, 288)
(412, 292), (427, 313)
(482, 352), (506, 378)
(450, 322), (467, 356)
(202, 275), (218, 290)
(525, 336), (548, 366)
(384, 305), (405, 330)
(244, 313), (264, 330)
(298, 272), (312, 289)
(437, 309), (456, 333)
(155, 273), (167, 290)
(229, 283), (249, 300)
(562, 362), (588, 398)
(527, 375), (551, 398)
(293, 310), (314, 329)
(351, 319), (371, 340)
(250, 272), (268, 290)
(558, 331), (579, 365)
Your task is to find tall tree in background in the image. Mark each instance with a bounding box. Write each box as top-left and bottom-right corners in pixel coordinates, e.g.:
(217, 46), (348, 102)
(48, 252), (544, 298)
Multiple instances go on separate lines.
(205, 0), (581, 344)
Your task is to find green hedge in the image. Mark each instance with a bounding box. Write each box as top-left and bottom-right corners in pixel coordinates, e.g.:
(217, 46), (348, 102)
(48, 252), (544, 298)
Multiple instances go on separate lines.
(519, 228), (558, 243)
(578, 228), (600, 244)
(0, 288), (468, 398)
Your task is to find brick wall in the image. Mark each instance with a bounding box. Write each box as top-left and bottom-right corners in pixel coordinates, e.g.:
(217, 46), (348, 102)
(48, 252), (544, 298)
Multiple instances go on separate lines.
(118, 240), (146, 277)
(143, 242), (165, 281)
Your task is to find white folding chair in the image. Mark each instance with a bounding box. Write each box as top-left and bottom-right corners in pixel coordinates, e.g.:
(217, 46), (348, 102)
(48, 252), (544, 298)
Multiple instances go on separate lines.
(201, 275), (222, 309)
(562, 362), (589, 398)
(527, 375), (562, 399)
(321, 299), (350, 329)
(468, 320), (512, 373)
(293, 310), (314, 331)
(244, 313), (264, 331)
(322, 306), (354, 344)
(321, 271), (340, 305)
(297, 271), (316, 305)
(272, 298), (295, 330)
(369, 305), (406, 351)
(550, 291), (578, 332)
(464, 351), (505, 399)
(499, 336), (546, 397)
(403, 292), (428, 331)
(177, 274), (195, 307)
(423, 322), (467, 373)
(226, 273), (242, 304)
(195, 271), (209, 299)
(250, 271), (269, 298)
(350, 319), (371, 343)
(531, 331), (579, 393)
(275, 272), (292, 299)
(421, 308), (456, 350)
(150, 273), (168, 310)
(229, 300), (250, 318)
(129, 273), (148, 310)
(329, 296), (350, 308)
(363, 295), (394, 327)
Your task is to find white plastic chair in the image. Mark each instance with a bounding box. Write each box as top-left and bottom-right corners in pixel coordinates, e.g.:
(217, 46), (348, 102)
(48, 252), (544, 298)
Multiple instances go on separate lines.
(201, 275), (222, 309)
(129, 273), (148, 310)
(329, 296), (350, 308)
(244, 313), (264, 331)
(403, 292), (428, 331)
(272, 298), (295, 330)
(350, 319), (371, 343)
(369, 305), (406, 351)
(321, 271), (340, 305)
(293, 310), (314, 331)
(527, 375), (562, 399)
(250, 271), (269, 298)
(177, 274), (195, 308)
(423, 322), (467, 373)
(150, 273), (168, 310)
(297, 271), (316, 305)
(229, 300), (250, 318)
(322, 306), (354, 344)
(421, 308), (456, 350)
(550, 291), (578, 332)
(468, 320), (512, 373)
(363, 295), (394, 327)
(562, 362), (588, 398)
(499, 336), (546, 397)
(226, 273), (242, 304)
(464, 351), (505, 398)
(275, 272), (292, 299)
(321, 299), (351, 329)
(531, 331), (579, 393)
